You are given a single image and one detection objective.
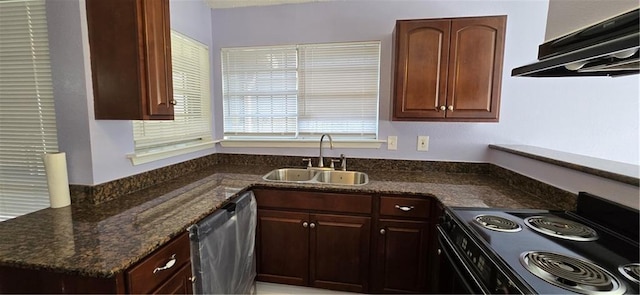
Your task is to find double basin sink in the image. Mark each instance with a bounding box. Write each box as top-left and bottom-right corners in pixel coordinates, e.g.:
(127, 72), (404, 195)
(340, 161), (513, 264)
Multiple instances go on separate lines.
(263, 168), (369, 186)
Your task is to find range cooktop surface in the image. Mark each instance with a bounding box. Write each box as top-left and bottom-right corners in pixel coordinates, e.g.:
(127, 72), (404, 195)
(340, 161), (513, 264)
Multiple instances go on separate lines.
(449, 208), (639, 294)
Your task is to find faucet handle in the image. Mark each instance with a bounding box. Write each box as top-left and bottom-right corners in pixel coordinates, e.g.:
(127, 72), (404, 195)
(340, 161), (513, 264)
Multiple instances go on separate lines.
(330, 159), (341, 169)
(302, 158), (312, 168)
(340, 154), (347, 171)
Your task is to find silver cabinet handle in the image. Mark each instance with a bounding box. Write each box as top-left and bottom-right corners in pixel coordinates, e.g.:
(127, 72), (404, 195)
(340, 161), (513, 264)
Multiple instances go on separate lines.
(395, 205), (415, 212)
(153, 254), (176, 274)
(303, 222), (309, 228)
(437, 249), (442, 255)
(170, 99), (177, 105)
(310, 223), (316, 229)
(439, 105), (446, 111)
(448, 105), (453, 111)
(380, 229), (386, 235)
(189, 276), (196, 282)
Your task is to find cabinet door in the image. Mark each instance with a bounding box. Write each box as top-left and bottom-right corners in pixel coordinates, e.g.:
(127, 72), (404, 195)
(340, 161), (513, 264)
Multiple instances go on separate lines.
(373, 219), (431, 293)
(86, 0), (174, 120)
(256, 210), (309, 286)
(393, 19), (450, 120)
(309, 214), (371, 293)
(446, 16), (505, 121)
(141, 0), (174, 118)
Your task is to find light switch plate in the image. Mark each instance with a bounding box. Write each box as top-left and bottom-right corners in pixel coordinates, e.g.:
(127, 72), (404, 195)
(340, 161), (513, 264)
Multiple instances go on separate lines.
(417, 136), (429, 151)
(387, 136), (398, 150)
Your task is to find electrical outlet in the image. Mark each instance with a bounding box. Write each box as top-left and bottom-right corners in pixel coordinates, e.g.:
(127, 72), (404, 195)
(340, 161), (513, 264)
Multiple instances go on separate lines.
(417, 136), (429, 151)
(387, 136), (398, 150)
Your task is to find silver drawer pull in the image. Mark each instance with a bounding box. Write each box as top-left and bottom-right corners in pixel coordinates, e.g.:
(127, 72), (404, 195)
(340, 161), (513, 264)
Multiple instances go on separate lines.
(153, 254), (176, 274)
(395, 205), (414, 212)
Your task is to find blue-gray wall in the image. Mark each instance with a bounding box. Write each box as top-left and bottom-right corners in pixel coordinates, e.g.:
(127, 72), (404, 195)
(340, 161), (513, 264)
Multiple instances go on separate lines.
(47, 0), (215, 185)
(46, 0), (639, 185)
(210, 1), (639, 165)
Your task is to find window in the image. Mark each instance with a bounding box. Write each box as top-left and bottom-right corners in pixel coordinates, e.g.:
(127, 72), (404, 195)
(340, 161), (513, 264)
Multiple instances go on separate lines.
(0, 0), (59, 221)
(131, 31), (213, 165)
(221, 41), (380, 141)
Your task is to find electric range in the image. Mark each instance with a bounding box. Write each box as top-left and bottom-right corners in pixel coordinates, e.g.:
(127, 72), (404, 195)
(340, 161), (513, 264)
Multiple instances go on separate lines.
(437, 192), (639, 294)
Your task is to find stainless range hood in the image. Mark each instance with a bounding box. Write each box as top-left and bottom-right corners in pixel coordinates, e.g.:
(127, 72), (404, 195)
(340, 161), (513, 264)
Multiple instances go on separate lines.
(512, 8), (639, 77)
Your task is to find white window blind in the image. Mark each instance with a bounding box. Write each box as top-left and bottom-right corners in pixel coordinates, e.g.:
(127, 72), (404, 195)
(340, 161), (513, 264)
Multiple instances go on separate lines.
(222, 46), (298, 137)
(0, 0), (59, 221)
(133, 31), (212, 154)
(222, 41), (380, 140)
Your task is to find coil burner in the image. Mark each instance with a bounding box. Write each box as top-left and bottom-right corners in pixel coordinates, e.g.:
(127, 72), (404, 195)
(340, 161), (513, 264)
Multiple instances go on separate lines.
(474, 215), (522, 232)
(521, 251), (626, 295)
(619, 263), (640, 283)
(524, 216), (598, 241)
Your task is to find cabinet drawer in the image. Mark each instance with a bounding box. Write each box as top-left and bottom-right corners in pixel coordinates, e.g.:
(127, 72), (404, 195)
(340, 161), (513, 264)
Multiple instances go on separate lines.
(151, 263), (192, 294)
(254, 189), (372, 214)
(127, 232), (190, 294)
(379, 196), (430, 219)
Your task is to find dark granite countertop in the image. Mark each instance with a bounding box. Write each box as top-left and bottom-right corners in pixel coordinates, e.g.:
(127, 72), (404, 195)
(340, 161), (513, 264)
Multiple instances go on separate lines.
(0, 164), (574, 278)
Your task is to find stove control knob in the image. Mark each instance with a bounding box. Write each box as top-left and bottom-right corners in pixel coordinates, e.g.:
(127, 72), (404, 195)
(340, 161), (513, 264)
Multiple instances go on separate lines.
(439, 215), (453, 230)
(495, 280), (516, 294)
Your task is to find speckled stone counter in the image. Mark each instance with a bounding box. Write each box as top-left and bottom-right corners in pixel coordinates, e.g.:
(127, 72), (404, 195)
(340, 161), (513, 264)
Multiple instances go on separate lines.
(0, 163), (575, 279)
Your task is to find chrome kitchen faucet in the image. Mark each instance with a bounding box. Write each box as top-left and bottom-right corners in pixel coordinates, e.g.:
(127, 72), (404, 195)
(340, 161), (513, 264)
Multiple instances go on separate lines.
(318, 134), (333, 168)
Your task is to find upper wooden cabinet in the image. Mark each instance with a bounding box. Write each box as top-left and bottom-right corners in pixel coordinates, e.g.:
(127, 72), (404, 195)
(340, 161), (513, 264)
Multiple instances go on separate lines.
(392, 16), (506, 122)
(86, 0), (174, 120)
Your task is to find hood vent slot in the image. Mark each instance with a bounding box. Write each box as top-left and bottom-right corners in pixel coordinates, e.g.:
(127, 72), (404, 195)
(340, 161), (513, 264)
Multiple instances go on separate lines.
(512, 9), (639, 77)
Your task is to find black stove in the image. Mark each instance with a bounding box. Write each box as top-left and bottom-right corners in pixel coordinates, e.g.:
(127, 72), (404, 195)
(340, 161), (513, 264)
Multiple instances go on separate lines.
(437, 192), (639, 294)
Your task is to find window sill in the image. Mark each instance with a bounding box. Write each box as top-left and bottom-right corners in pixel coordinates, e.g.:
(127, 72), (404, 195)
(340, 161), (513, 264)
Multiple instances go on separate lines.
(128, 140), (218, 165)
(219, 139), (384, 149)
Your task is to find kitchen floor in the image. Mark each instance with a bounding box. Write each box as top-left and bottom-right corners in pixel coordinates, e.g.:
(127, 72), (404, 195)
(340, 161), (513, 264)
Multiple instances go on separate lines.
(256, 282), (354, 294)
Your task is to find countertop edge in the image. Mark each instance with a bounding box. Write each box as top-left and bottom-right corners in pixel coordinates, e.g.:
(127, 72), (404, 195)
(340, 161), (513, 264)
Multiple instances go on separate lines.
(489, 144), (639, 187)
(0, 167), (576, 278)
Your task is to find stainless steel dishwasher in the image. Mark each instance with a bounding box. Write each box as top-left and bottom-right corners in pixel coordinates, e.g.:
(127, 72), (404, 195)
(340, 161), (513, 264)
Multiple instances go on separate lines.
(188, 190), (257, 294)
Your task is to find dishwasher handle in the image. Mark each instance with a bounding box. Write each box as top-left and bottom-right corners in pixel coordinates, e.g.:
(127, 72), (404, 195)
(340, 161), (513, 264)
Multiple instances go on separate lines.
(222, 202), (237, 213)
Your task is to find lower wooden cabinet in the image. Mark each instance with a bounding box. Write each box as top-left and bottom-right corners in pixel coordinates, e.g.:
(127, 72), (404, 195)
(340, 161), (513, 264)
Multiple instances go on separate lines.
(257, 209), (310, 285)
(0, 232), (192, 294)
(310, 213), (371, 292)
(151, 263), (194, 294)
(371, 195), (437, 293)
(126, 232), (192, 294)
(255, 189), (372, 293)
(372, 219), (431, 293)
(254, 189), (439, 294)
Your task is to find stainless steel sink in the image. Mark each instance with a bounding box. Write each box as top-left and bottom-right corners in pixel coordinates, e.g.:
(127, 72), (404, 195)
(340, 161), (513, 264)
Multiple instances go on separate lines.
(262, 168), (368, 185)
(262, 168), (318, 182)
(316, 170), (368, 185)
